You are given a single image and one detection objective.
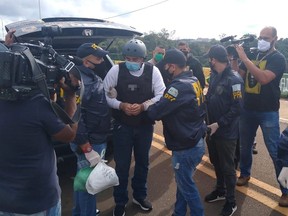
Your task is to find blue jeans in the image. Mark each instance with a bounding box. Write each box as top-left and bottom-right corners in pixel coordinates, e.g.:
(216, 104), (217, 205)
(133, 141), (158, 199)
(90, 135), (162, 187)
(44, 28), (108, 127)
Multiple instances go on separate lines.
(70, 142), (107, 216)
(112, 122), (153, 206)
(0, 200), (61, 216)
(239, 110), (288, 195)
(172, 138), (205, 216)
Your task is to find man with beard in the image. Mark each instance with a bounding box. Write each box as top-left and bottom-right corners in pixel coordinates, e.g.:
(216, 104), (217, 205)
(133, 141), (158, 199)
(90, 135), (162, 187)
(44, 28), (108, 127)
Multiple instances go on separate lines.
(235, 26), (288, 207)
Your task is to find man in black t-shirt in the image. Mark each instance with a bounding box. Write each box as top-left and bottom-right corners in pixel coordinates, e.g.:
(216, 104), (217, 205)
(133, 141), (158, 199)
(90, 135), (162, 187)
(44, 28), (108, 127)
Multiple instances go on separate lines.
(0, 31), (78, 215)
(178, 41), (206, 89)
(234, 26), (288, 207)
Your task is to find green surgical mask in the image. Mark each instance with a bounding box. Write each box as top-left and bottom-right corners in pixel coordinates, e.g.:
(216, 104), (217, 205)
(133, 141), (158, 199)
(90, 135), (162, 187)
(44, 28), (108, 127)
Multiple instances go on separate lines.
(154, 53), (164, 62)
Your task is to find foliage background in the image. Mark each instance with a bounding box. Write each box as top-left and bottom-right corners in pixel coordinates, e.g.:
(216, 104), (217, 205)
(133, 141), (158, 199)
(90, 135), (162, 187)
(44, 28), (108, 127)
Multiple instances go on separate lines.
(99, 28), (288, 70)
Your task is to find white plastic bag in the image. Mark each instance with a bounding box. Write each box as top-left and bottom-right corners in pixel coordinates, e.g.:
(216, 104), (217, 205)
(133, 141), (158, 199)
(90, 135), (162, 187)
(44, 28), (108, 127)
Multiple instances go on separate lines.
(86, 160), (119, 195)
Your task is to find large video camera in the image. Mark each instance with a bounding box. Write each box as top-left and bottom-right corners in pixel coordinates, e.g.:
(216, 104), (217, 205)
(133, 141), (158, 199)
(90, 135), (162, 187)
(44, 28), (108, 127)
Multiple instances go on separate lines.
(0, 25), (79, 101)
(220, 34), (257, 59)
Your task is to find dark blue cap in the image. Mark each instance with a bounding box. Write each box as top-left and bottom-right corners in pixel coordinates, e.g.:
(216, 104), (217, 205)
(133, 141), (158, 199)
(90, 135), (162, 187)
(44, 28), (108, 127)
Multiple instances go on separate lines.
(76, 43), (108, 58)
(204, 44), (229, 63)
(162, 48), (186, 67)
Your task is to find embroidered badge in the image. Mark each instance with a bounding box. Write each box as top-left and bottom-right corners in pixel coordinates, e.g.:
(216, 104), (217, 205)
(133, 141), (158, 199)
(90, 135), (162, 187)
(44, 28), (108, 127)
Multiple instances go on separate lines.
(232, 84), (242, 99)
(91, 43), (101, 50)
(167, 87), (178, 97)
(216, 86), (224, 95)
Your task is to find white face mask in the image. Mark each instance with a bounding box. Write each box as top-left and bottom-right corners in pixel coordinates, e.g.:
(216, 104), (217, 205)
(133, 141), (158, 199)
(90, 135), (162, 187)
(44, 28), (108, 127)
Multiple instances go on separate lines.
(257, 39), (271, 52)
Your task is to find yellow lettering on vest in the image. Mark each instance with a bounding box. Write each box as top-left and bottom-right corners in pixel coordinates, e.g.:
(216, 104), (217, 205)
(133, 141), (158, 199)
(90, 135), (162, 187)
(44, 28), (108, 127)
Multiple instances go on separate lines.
(233, 91), (242, 99)
(192, 81), (204, 106)
(91, 43), (100, 50)
(164, 93), (176, 101)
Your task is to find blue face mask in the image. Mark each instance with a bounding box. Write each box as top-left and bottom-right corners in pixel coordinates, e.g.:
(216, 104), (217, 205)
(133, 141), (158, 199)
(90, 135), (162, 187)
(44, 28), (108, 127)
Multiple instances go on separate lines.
(125, 61), (141, 72)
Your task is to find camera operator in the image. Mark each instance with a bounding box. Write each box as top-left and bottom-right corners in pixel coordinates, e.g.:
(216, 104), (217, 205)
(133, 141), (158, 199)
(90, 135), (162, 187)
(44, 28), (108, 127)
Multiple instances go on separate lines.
(4, 29), (16, 46)
(0, 35), (79, 215)
(234, 26), (288, 207)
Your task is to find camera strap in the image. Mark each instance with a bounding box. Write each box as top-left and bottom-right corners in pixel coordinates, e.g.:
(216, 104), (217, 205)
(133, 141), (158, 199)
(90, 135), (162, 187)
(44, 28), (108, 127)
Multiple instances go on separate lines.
(11, 44), (81, 124)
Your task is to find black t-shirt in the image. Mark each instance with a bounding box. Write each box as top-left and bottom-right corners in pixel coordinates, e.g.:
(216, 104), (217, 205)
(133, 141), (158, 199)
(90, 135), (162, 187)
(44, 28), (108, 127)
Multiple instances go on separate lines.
(155, 60), (170, 87)
(0, 95), (65, 214)
(240, 50), (286, 111)
(186, 55), (206, 89)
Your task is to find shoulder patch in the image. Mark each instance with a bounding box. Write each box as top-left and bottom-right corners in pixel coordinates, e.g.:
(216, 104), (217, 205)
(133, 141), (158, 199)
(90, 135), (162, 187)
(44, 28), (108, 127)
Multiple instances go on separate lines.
(232, 84), (241, 92)
(167, 87), (178, 97)
(232, 84), (242, 99)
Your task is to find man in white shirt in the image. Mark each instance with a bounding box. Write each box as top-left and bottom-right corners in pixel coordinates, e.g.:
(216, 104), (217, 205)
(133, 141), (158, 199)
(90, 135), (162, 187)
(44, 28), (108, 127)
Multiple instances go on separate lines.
(103, 39), (165, 216)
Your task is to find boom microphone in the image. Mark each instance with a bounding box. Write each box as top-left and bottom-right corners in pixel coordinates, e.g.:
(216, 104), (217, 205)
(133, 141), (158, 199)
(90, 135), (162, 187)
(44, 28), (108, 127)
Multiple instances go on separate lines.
(220, 35), (236, 43)
(232, 35), (255, 44)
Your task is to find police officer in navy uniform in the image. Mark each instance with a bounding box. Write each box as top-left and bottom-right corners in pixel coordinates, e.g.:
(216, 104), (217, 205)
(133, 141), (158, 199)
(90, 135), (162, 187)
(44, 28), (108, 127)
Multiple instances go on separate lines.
(103, 39), (165, 216)
(70, 43), (112, 216)
(204, 45), (244, 216)
(147, 48), (207, 216)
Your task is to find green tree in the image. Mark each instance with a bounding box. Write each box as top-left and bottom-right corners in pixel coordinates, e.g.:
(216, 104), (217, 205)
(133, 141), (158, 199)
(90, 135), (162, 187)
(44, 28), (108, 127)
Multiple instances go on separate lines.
(140, 29), (176, 59)
(103, 29), (288, 69)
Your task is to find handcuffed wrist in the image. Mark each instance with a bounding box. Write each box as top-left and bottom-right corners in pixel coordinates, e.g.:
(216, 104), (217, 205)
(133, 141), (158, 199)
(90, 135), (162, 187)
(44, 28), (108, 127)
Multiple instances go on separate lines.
(80, 143), (92, 153)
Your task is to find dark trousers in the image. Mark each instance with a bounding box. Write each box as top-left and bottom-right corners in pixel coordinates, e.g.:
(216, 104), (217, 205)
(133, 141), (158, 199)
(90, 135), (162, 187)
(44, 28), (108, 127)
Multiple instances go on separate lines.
(234, 138), (240, 169)
(112, 121), (153, 206)
(207, 137), (237, 203)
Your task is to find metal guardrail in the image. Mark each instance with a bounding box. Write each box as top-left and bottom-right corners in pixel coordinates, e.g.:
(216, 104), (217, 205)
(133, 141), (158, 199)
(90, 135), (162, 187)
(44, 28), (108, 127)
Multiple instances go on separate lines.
(203, 67), (288, 98)
(280, 73), (288, 97)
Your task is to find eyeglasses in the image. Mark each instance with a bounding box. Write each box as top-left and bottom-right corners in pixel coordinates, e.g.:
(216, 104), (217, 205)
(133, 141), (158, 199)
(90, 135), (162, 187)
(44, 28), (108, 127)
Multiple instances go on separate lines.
(258, 36), (272, 41)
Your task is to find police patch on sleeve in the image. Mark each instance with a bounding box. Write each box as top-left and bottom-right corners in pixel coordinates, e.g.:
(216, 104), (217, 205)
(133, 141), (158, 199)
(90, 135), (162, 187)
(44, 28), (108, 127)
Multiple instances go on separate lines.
(167, 87), (178, 97)
(164, 86), (178, 102)
(232, 84), (242, 99)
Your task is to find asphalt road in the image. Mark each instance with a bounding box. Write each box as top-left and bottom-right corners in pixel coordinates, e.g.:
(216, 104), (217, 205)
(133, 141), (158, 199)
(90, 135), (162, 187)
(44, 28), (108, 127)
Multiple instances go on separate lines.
(58, 100), (288, 216)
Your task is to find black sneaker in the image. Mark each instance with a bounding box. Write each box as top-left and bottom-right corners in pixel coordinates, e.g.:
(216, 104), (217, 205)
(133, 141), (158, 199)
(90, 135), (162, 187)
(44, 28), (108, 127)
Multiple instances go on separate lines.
(113, 205), (125, 216)
(96, 209), (100, 216)
(252, 142), (258, 154)
(204, 190), (226, 203)
(221, 201), (237, 216)
(133, 198), (153, 211)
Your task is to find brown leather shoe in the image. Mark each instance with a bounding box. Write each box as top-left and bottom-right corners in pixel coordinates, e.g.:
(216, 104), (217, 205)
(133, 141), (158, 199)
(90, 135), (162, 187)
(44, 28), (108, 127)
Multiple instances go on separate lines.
(236, 176), (250, 186)
(279, 194), (288, 207)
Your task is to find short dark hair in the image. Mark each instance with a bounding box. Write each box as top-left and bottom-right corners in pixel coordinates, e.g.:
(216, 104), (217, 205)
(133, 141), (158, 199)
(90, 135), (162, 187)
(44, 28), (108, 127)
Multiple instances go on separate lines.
(178, 41), (189, 47)
(156, 45), (165, 49)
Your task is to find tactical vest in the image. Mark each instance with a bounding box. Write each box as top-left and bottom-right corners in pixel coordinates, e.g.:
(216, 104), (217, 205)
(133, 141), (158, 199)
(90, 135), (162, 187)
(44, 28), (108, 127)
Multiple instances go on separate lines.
(113, 62), (154, 126)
